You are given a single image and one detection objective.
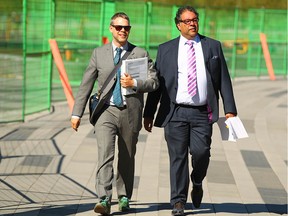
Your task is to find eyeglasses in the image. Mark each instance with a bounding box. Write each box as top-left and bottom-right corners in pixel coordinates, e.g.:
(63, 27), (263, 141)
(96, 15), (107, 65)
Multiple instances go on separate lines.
(179, 18), (199, 25)
(112, 25), (131, 31)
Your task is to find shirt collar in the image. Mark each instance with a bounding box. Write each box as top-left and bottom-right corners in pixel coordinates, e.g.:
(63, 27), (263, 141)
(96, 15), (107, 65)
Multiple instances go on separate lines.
(180, 34), (200, 45)
(112, 42), (128, 52)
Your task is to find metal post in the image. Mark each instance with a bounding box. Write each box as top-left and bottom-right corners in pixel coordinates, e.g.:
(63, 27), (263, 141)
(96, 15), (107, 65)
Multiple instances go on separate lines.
(231, 8), (239, 79)
(22, 0), (27, 121)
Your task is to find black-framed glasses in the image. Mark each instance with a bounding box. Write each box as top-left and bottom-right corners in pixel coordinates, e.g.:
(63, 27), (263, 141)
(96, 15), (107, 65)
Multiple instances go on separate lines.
(179, 18), (199, 25)
(112, 25), (131, 31)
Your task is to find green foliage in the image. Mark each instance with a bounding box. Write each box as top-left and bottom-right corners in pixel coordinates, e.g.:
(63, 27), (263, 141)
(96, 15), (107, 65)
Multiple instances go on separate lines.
(130, 0), (287, 9)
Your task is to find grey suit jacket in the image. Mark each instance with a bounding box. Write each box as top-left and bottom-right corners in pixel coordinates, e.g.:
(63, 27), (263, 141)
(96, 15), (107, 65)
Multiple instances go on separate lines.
(143, 34), (237, 126)
(72, 42), (159, 132)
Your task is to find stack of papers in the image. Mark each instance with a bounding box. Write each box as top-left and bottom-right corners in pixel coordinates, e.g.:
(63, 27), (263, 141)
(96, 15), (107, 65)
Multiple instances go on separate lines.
(121, 57), (148, 95)
(217, 116), (249, 142)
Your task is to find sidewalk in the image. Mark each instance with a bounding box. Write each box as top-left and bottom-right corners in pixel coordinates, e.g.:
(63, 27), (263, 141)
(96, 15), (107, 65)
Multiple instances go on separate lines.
(0, 78), (287, 216)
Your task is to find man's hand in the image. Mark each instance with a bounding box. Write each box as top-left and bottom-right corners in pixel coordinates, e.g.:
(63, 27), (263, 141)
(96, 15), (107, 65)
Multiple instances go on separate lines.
(144, 117), (154, 132)
(225, 113), (236, 119)
(71, 118), (81, 131)
(120, 72), (134, 88)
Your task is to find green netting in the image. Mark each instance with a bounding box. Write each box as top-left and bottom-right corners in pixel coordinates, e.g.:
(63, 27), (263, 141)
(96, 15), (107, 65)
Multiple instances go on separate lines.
(53, 0), (102, 83)
(262, 10), (287, 75)
(116, 1), (147, 47)
(0, 0), (23, 122)
(150, 4), (174, 46)
(0, 0), (287, 123)
(245, 9), (287, 76)
(24, 0), (53, 115)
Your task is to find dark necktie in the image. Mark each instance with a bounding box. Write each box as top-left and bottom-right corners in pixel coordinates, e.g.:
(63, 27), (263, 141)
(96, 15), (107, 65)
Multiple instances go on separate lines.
(112, 47), (123, 107)
(186, 41), (197, 97)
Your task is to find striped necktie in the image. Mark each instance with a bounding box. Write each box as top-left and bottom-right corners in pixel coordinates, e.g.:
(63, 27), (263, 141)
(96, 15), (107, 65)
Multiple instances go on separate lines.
(186, 41), (197, 97)
(112, 47), (123, 107)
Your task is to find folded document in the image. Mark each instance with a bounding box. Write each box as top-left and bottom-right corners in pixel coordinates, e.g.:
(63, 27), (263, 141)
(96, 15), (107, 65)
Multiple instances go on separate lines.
(217, 116), (249, 142)
(121, 57), (148, 95)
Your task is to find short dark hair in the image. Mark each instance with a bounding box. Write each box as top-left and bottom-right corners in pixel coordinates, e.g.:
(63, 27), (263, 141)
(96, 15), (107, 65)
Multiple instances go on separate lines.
(110, 12), (130, 25)
(174, 6), (199, 25)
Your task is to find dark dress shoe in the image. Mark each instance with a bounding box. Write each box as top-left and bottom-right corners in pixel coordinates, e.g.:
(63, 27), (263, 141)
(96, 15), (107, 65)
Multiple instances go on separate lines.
(191, 186), (203, 208)
(171, 202), (185, 216)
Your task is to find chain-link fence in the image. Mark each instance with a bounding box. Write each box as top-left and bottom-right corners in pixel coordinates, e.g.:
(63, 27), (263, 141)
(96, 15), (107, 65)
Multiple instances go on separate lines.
(0, 0), (287, 122)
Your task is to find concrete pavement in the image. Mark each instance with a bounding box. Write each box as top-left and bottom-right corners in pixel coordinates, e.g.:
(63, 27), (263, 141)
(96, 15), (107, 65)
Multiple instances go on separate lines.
(0, 78), (287, 216)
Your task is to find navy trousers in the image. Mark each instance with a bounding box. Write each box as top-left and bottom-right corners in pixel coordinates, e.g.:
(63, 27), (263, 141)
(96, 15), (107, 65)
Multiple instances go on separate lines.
(164, 104), (212, 206)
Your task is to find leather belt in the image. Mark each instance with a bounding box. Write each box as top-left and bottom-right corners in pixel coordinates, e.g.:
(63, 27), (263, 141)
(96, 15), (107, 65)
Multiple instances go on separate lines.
(175, 103), (207, 109)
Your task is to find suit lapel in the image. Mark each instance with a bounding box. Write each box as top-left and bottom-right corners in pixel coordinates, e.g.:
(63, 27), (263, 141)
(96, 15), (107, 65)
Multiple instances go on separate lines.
(199, 34), (217, 121)
(165, 37), (180, 102)
(171, 37), (180, 71)
(126, 42), (136, 58)
(199, 35), (212, 81)
(199, 34), (210, 66)
(159, 37), (179, 70)
(173, 38), (180, 90)
(104, 43), (114, 66)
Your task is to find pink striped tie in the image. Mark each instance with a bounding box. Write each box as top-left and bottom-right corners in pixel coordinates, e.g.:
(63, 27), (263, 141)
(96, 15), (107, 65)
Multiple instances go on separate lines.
(186, 41), (197, 97)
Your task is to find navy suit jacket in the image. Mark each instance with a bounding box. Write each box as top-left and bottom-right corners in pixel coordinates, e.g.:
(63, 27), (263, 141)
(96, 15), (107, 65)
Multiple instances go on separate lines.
(144, 34), (237, 126)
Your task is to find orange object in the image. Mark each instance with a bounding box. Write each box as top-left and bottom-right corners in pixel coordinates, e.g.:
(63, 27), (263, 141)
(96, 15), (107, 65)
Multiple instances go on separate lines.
(102, 36), (109, 44)
(65, 49), (72, 60)
(49, 39), (75, 112)
(260, 33), (276, 80)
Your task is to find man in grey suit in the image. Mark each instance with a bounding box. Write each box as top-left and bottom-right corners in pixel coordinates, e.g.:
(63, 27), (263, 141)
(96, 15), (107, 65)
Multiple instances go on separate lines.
(143, 6), (237, 216)
(71, 12), (158, 215)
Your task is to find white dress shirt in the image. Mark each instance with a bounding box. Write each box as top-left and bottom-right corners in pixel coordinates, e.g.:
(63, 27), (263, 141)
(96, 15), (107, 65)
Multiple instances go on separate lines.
(110, 42), (137, 106)
(176, 35), (207, 106)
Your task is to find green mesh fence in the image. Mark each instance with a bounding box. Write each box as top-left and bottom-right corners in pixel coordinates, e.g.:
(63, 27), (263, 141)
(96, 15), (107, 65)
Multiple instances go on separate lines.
(52, 0), (103, 101)
(0, 0), (23, 122)
(24, 0), (53, 115)
(0, 0), (287, 123)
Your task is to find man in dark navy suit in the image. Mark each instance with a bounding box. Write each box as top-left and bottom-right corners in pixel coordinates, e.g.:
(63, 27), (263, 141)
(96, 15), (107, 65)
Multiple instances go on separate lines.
(143, 5), (237, 216)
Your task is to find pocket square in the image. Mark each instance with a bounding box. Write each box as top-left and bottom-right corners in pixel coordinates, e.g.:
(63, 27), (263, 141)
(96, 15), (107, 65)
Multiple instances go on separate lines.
(212, 56), (219, 59)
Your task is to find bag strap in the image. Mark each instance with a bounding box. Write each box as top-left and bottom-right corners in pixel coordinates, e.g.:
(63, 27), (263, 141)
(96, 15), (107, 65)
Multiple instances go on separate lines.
(97, 50), (131, 97)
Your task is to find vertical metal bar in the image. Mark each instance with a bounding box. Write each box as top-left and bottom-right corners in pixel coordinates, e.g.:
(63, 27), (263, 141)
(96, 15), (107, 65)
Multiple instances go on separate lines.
(256, 9), (265, 77)
(246, 9), (252, 72)
(171, 5), (178, 38)
(22, 0), (27, 121)
(198, 8), (206, 35)
(47, 0), (56, 110)
(283, 43), (287, 76)
(231, 8), (239, 79)
(100, 0), (105, 46)
(145, 2), (152, 51)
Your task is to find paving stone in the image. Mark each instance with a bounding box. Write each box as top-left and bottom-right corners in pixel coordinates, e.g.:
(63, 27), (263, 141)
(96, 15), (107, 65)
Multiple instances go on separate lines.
(0, 79), (286, 216)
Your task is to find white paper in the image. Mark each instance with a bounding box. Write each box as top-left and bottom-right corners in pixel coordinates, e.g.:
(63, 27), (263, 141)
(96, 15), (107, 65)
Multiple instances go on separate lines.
(217, 116), (248, 142)
(225, 118), (237, 142)
(121, 57), (148, 95)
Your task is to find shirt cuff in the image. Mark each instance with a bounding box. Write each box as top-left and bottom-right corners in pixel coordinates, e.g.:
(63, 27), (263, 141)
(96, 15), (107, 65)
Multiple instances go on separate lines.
(133, 79), (137, 88)
(71, 115), (80, 119)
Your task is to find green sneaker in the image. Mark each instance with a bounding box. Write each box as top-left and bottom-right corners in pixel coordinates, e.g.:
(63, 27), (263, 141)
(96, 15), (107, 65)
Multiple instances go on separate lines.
(118, 196), (130, 211)
(94, 197), (111, 215)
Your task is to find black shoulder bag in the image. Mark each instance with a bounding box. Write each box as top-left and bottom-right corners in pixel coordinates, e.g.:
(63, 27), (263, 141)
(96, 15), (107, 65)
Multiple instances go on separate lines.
(89, 51), (131, 126)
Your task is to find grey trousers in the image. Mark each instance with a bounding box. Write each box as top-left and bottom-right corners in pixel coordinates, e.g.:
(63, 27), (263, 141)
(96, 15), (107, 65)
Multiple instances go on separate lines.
(94, 105), (139, 201)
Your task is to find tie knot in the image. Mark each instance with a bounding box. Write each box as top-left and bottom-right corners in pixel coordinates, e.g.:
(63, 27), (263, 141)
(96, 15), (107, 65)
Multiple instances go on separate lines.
(116, 47), (122, 54)
(186, 40), (194, 47)
(114, 47), (122, 65)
